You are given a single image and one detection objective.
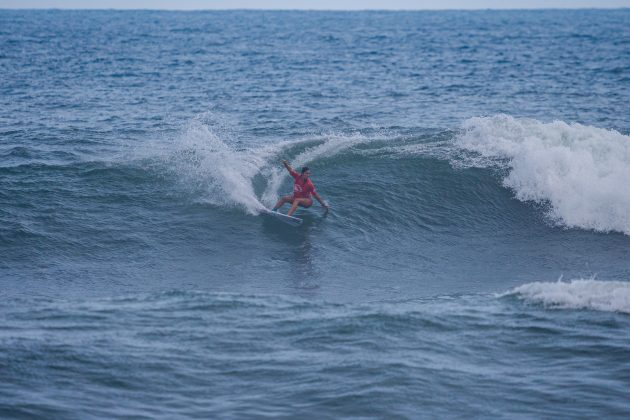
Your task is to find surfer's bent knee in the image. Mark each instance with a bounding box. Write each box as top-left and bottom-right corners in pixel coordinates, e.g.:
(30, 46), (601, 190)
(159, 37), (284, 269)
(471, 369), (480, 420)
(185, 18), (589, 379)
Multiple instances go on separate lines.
(299, 198), (313, 208)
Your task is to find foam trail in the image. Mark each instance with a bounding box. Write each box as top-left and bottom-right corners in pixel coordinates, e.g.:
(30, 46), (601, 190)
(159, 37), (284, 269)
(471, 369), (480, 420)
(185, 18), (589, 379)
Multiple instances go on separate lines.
(158, 120), (270, 214)
(456, 115), (630, 235)
(504, 279), (630, 314)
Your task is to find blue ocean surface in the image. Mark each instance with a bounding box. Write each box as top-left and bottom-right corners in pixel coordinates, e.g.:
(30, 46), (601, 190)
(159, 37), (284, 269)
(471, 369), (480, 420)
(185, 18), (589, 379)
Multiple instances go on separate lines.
(1, 9), (630, 418)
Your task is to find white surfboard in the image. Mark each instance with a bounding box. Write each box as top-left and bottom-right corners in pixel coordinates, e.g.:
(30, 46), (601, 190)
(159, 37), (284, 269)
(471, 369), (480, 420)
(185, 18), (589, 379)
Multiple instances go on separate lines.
(263, 209), (303, 227)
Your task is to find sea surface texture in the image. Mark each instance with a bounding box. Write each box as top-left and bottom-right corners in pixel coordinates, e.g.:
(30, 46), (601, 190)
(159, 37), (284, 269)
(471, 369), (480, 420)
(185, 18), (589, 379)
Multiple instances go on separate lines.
(1, 9), (630, 418)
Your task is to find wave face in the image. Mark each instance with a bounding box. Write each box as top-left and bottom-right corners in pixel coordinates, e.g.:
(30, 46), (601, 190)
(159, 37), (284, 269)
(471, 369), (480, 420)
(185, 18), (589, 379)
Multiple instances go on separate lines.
(456, 115), (630, 234)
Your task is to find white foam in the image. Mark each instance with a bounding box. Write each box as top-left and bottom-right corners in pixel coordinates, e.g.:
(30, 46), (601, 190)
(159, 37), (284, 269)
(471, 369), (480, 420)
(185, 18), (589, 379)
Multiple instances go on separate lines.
(456, 115), (630, 234)
(149, 119), (272, 214)
(504, 279), (630, 314)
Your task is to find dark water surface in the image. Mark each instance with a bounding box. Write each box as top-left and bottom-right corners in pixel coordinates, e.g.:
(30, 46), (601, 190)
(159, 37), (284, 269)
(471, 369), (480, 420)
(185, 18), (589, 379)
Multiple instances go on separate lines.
(1, 9), (630, 418)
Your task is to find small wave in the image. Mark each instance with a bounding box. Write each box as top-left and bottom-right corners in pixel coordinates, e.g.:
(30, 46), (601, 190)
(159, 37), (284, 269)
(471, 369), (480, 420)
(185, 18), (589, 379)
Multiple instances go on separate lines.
(456, 115), (630, 235)
(503, 279), (630, 314)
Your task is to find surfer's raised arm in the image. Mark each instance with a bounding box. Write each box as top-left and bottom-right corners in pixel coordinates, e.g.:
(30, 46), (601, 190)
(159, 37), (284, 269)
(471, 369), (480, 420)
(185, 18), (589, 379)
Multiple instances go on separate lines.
(281, 159), (295, 174)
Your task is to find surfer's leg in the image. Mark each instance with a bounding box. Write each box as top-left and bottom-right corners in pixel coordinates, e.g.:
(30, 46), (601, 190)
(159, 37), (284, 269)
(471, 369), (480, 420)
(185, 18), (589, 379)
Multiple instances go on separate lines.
(272, 195), (293, 211)
(288, 198), (312, 216)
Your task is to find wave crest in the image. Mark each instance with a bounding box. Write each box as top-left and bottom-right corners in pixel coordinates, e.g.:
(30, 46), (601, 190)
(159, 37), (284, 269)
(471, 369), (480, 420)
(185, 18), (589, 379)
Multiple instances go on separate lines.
(456, 115), (630, 235)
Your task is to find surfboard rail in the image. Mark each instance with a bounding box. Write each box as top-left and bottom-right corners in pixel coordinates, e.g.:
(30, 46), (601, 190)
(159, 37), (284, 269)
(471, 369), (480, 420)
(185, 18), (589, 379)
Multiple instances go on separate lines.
(263, 209), (303, 227)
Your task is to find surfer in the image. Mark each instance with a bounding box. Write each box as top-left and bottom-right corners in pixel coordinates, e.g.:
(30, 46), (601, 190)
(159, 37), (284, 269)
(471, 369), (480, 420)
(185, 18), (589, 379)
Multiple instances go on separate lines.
(272, 160), (329, 216)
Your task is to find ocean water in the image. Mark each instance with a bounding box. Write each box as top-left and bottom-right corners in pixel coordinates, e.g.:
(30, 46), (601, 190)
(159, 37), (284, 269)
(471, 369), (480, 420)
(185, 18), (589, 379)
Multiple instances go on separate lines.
(1, 9), (630, 418)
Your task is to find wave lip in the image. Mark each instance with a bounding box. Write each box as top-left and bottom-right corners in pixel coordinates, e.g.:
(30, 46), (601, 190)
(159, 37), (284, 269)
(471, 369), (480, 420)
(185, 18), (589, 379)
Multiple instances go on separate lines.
(504, 279), (630, 314)
(456, 115), (630, 235)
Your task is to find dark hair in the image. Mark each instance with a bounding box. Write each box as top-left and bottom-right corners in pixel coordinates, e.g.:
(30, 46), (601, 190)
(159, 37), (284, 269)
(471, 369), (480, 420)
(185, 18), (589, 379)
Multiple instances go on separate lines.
(301, 166), (310, 174)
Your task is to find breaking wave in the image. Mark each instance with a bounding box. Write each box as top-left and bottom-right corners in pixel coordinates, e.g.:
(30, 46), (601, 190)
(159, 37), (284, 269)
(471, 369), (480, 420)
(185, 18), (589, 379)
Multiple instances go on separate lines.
(133, 114), (630, 237)
(455, 115), (630, 235)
